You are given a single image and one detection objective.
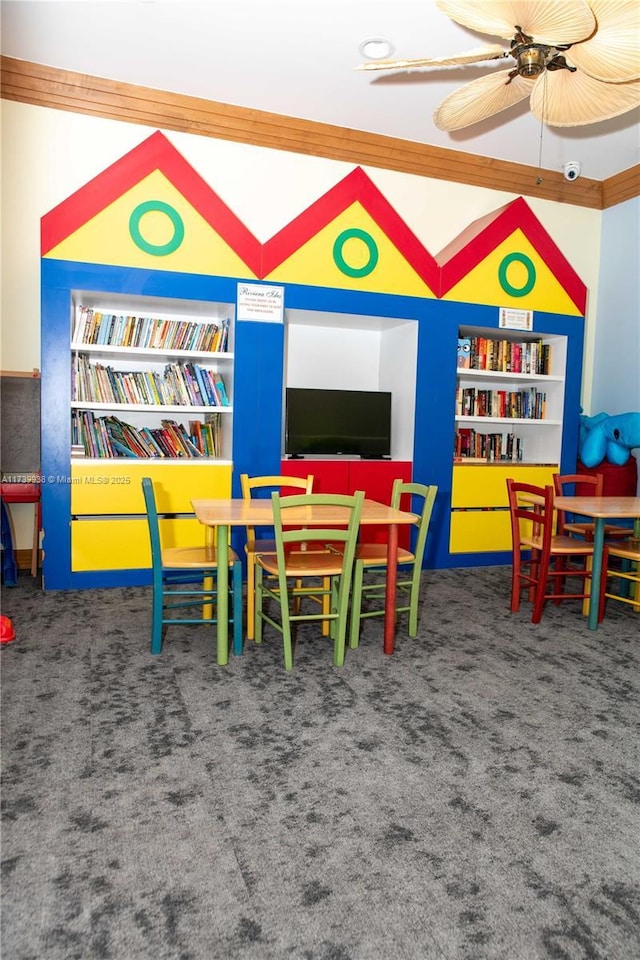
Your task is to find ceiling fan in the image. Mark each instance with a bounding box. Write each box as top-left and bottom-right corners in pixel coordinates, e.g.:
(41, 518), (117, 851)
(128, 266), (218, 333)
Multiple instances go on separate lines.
(356, 0), (640, 131)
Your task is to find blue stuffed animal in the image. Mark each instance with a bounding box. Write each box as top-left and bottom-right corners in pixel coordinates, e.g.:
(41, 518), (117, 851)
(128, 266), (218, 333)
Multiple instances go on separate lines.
(579, 411), (640, 468)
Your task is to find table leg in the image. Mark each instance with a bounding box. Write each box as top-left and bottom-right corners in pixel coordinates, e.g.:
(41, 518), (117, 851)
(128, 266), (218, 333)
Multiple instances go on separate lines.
(588, 517), (606, 630)
(383, 524), (399, 655)
(216, 524), (230, 664)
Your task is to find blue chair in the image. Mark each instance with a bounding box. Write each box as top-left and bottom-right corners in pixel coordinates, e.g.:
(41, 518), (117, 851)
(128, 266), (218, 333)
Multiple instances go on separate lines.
(141, 477), (243, 657)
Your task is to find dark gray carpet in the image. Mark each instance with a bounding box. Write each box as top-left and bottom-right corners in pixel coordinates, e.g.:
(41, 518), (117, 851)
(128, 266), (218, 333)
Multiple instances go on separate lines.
(1, 567), (639, 960)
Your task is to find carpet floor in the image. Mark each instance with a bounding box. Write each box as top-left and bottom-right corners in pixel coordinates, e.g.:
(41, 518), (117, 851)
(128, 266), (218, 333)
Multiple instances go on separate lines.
(1, 566), (639, 960)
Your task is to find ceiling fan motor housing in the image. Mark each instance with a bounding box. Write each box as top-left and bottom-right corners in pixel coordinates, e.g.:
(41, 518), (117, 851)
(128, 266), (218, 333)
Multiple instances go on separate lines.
(514, 43), (549, 78)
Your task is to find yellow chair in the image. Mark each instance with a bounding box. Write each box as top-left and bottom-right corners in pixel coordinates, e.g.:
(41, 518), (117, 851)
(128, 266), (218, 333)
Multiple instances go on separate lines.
(599, 538), (640, 616)
(240, 473), (314, 640)
(348, 480), (437, 648)
(255, 491), (364, 670)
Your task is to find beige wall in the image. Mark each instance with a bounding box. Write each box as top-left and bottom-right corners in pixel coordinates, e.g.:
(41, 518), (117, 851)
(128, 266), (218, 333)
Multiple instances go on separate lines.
(1, 99), (603, 547)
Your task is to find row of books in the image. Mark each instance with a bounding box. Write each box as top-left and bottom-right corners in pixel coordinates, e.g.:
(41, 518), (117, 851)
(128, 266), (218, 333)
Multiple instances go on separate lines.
(455, 429), (524, 462)
(71, 412), (223, 458)
(457, 337), (551, 375)
(72, 356), (230, 407)
(456, 387), (547, 420)
(72, 307), (231, 353)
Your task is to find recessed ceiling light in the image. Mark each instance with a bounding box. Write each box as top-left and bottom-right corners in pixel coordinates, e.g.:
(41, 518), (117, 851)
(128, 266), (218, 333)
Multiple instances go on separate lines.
(359, 38), (395, 61)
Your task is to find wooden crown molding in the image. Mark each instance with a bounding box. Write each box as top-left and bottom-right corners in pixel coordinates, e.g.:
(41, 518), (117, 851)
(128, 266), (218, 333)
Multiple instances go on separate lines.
(2, 56), (638, 210)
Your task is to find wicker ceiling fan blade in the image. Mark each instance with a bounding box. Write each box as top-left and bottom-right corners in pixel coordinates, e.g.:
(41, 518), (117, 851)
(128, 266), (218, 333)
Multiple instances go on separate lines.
(355, 45), (508, 72)
(565, 0), (640, 82)
(530, 68), (640, 126)
(434, 70), (534, 131)
(436, 0), (595, 44)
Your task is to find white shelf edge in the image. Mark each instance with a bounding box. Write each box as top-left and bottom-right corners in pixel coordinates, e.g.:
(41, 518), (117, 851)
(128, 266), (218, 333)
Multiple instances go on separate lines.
(457, 369), (562, 383)
(455, 416), (561, 426)
(71, 402), (233, 414)
(71, 343), (234, 361)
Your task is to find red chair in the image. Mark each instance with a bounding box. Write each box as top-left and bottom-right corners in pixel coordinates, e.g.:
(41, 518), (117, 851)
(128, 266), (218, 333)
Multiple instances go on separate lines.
(553, 473), (632, 541)
(0, 481), (41, 577)
(506, 479), (596, 624)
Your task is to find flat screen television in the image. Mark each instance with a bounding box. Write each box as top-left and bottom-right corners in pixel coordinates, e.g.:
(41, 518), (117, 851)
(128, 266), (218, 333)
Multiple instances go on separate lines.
(285, 387), (392, 458)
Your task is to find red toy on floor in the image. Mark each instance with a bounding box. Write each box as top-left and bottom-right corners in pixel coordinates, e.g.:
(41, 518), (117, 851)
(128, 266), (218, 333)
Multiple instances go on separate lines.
(0, 615), (16, 644)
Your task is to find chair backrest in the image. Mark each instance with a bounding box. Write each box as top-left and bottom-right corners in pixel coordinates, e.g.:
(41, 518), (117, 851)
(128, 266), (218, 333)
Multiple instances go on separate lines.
(271, 490), (364, 588)
(240, 473), (314, 542)
(553, 472), (603, 532)
(390, 479), (437, 567)
(141, 477), (162, 573)
(506, 479), (554, 559)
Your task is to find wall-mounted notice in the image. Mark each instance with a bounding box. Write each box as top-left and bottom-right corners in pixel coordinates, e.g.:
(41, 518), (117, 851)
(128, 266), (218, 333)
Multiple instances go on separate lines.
(499, 307), (533, 331)
(237, 283), (284, 323)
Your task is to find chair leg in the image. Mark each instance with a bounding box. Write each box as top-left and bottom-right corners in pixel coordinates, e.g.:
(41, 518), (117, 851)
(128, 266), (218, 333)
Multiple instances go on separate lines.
(232, 560), (243, 656)
(151, 574), (164, 655)
(349, 560), (364, 648)
(510, 551), (522, 613)
(281, 577), (294, 671)
(408, 568), (421, 637)
(333, 574), (349, 668)
(254, 564), (263, 644)
(582, 555), (593, 616)
(321, 577), (331, 636)
(531, 554), (550, 624)
(203, 574), (214, 620)
(246, 554), (256, 640)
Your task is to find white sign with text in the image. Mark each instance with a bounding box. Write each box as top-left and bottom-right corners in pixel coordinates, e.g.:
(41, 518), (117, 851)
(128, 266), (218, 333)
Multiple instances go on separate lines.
(499, 307), (534, 331)
(237, 283), (284, 323)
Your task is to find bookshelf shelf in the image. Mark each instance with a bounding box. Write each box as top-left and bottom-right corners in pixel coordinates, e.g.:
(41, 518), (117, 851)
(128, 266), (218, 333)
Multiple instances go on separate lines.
(455, 415), (562, 426)
(457, 368), (562, 384)
(70, 294), (235, 461)
(71, 343), (234, 363)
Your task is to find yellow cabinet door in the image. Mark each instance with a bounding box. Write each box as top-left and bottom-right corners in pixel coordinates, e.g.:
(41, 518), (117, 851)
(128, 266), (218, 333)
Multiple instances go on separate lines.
(70, 462), (232, 571)
(451, 464), (558, 508)
(450, 463), (557, 554)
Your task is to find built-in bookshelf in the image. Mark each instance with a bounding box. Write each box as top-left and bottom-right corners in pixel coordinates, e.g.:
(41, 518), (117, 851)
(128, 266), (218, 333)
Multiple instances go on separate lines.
(454, 327), (566, 465)
(70, 292), (234, 461)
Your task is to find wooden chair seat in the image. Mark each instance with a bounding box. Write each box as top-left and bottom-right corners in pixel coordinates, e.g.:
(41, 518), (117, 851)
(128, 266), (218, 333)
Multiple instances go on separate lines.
(562, 520), (632, 540)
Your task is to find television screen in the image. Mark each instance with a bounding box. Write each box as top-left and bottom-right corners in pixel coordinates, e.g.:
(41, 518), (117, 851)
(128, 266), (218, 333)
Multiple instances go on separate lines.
(285, 387), (391, 458)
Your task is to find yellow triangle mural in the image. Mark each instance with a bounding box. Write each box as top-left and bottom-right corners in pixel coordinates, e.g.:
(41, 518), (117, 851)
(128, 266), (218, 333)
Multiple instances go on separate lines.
(265, 202), (435, 297)
(441, 229), (582, 316)
(45, 171), (258, 279)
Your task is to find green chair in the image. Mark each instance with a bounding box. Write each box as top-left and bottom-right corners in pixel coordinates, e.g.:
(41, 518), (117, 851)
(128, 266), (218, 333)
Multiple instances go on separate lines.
(348, 480), (437, 648)
(141, 477), (243, 657)
(240, 473), (315, 640)
(254, 490), (364, 670)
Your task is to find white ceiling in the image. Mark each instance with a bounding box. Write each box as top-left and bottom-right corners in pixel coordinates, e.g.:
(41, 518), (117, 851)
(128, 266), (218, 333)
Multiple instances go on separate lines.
(2, 0), (639, 181)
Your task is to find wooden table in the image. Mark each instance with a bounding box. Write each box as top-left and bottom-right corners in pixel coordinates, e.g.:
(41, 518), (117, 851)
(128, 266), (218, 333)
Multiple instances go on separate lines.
(191, 497), (418, 664)
(554, 496), (640, 630)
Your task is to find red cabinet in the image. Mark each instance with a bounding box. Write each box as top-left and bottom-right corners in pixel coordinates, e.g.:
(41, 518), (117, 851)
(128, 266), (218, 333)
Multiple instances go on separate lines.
(281, 459), (412, 545)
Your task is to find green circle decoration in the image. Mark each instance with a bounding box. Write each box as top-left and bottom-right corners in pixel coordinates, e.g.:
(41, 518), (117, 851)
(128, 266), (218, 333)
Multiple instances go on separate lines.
(333, 229), (379, 278)
(129, 201), (185, 256)
(498, 252), (536, 297)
